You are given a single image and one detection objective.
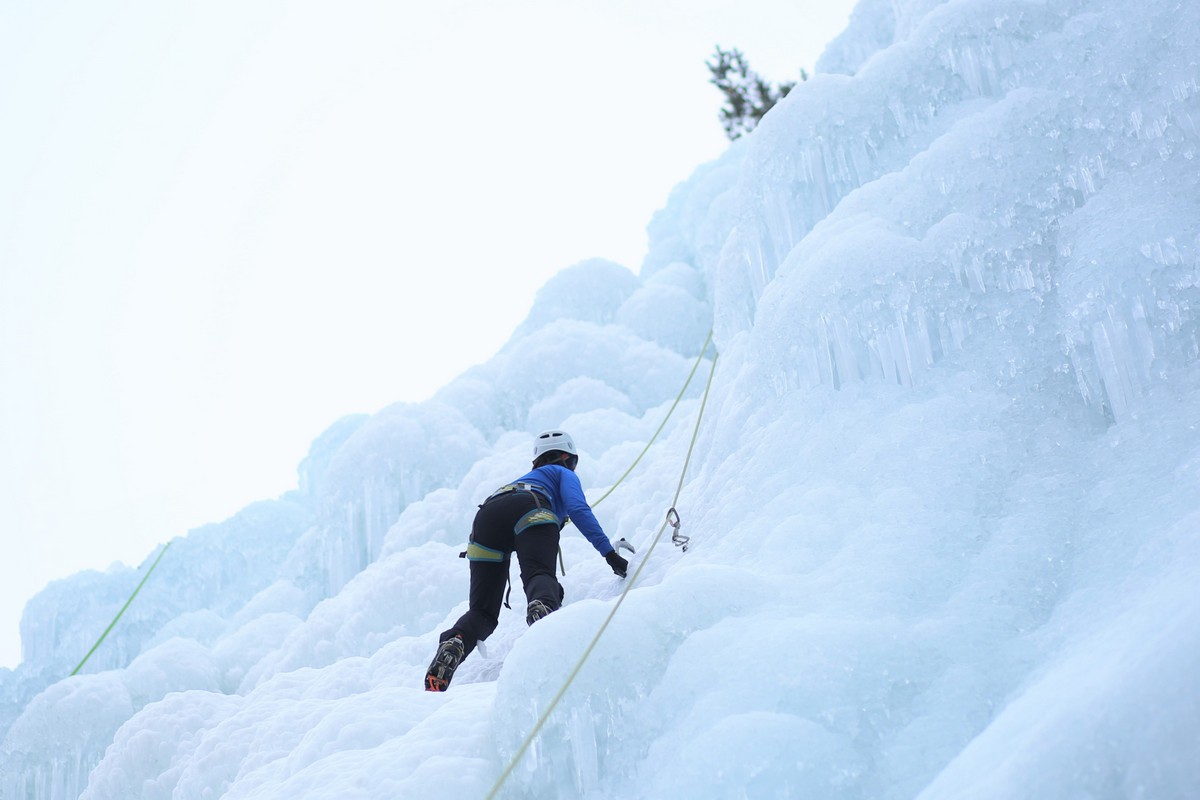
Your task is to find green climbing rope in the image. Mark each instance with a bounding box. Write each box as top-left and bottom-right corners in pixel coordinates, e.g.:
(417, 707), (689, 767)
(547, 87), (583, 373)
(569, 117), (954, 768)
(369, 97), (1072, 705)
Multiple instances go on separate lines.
(556, 329), (715, 576)
(70, 540), (172, 676)
(589, 328), (714, 509)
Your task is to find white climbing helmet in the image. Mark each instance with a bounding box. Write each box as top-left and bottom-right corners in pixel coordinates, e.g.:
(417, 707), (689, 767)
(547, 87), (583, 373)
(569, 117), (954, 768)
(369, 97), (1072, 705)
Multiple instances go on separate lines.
(533, 430), (578, 459)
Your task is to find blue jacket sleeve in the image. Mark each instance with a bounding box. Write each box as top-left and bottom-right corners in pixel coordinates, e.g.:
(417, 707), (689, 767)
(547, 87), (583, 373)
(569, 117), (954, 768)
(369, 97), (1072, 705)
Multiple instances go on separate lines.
(558, 468), (614, 555)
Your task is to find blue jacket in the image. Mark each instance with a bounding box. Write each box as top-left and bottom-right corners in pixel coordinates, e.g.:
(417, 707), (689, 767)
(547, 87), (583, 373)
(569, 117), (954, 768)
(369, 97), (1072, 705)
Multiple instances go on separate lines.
(514, 464), (614, 556)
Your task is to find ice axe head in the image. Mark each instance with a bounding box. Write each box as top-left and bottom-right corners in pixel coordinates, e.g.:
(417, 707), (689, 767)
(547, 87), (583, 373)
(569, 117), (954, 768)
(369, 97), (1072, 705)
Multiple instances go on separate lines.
(615, 537), (636, 555)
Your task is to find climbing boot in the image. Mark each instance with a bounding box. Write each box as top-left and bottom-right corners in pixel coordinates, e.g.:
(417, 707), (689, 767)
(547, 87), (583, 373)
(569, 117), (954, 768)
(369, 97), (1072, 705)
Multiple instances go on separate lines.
(425, 635), (465, 692)
(526, 599), (555, 626)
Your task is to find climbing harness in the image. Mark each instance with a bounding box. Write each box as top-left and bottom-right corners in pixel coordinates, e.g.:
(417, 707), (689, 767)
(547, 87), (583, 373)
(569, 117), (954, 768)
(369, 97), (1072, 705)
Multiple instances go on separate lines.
(486, 482), (551, 505)
(484, 341), (719, 800)
(463, 540), (507, 563)
(514, 507), (561, 536)
(461, 481), (562, 606)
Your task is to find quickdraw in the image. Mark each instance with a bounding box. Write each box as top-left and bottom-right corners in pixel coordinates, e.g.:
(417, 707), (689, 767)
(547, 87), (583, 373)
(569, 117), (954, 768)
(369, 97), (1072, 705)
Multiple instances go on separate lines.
(666, 507), (688, 552)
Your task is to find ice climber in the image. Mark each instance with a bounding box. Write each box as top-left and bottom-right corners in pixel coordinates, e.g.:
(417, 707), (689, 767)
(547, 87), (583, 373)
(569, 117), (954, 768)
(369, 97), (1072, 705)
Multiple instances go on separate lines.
(424, 430), (629, 691)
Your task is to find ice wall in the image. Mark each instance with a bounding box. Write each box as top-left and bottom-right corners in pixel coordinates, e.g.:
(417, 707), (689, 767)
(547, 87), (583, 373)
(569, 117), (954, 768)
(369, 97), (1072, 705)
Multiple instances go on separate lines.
(3, 0), (1200, 797)
(0, 254), (711, 797)
(0, 499), (312, 796)
(719, 0), (1199, 424)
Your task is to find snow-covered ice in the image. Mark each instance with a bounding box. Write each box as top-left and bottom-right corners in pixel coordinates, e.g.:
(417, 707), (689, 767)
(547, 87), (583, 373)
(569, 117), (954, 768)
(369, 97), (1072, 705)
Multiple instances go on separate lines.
(3, 0), (1200, 796)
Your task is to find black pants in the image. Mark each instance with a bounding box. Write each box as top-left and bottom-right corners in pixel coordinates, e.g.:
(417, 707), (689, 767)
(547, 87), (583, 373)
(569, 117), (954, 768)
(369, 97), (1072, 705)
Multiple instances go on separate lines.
(441, 491), (563, 656)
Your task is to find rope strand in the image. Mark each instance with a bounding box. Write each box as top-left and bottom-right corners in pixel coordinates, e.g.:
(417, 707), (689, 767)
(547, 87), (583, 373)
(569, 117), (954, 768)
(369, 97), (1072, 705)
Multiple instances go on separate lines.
(590, 329), (713, 509)
(70, 541), (172, 676)
(556, 329), (714, 575)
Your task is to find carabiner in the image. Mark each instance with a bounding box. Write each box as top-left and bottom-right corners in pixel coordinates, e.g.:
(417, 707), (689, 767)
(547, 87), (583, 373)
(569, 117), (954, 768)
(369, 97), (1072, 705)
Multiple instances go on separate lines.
(666, 507), (689, 552)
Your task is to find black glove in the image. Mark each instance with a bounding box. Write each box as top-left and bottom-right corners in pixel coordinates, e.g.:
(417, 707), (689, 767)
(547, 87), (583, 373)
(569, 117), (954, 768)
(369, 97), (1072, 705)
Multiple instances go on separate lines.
(605, 550), (629, 578)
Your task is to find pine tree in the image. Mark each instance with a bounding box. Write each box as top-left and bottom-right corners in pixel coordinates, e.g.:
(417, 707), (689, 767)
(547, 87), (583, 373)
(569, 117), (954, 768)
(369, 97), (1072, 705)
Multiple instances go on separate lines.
(707, 46), (808, 140)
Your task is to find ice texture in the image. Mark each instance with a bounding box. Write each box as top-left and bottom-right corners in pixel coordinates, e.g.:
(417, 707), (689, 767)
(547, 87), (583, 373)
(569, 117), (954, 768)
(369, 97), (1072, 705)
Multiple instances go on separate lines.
(3, 0), (1200, 797)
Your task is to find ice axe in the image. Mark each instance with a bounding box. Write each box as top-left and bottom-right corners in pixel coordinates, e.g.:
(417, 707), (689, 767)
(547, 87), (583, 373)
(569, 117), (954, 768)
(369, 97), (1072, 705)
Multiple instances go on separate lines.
(603, 538), (636, 579)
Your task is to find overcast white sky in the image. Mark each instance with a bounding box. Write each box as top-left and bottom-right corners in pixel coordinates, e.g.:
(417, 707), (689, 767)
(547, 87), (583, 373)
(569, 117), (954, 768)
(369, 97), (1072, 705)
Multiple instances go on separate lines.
(0, 0), (856, 669)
